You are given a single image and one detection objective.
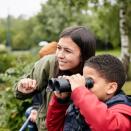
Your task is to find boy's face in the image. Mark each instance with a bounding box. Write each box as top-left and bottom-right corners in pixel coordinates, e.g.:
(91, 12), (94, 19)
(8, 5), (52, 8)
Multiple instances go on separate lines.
(83, 66), (113, 101)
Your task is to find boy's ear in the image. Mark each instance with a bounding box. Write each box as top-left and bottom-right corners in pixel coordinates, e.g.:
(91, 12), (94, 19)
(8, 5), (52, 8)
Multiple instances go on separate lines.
(106, 82), (118, 95)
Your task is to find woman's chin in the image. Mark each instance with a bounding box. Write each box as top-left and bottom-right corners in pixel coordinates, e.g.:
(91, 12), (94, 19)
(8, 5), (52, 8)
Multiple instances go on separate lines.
(59, 66), (68, 70)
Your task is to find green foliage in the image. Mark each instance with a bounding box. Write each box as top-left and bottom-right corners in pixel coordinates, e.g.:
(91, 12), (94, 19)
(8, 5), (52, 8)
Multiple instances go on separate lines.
(0, 19), (7, 43)
(0, 53), (15, 73)
(36, 1), (70, 41)
(93, 4), (120, 48)
(0, 16), (40, 50)
(36, 0), (92, 42)
(0, 51), (38, 130)
(0, 44), (8, 53)
(0, 85), (31, 130)
(12, 31), (30, 50)
(10, 17), (38, 49)
(0, 0), (131, 51)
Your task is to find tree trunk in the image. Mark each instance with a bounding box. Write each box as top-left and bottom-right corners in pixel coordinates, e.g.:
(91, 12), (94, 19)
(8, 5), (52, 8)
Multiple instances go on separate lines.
(119, 1), (130, 75)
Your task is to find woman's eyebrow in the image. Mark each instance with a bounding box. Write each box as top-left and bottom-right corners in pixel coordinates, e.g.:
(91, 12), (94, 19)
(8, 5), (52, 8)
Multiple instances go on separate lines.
(58, 45), (74, 51)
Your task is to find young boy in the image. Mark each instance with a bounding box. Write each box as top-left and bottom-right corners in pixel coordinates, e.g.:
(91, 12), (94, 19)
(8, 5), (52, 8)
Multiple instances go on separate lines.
(46, 54), (131, 131)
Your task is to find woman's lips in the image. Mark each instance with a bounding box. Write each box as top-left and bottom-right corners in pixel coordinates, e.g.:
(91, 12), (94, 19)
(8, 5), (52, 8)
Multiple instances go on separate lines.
(58, 61), (66, 65)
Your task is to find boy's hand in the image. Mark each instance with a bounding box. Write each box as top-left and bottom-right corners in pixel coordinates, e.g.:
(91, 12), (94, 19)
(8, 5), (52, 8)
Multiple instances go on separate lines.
(17, 78), (37, 94)
(65, 74), (85, 91)
(53, 74), (85, 99)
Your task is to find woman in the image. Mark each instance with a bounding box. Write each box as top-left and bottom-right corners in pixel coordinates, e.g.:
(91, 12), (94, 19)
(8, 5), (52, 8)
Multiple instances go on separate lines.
(15, 26), (96, 131)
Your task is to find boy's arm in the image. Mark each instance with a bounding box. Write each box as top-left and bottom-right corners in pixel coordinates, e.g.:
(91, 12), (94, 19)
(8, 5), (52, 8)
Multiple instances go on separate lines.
(71, 87), (131, 131)
(46, 95), (69, 131)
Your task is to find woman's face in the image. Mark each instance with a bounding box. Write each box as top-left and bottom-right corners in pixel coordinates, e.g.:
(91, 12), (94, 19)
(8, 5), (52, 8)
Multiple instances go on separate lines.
(56, 37), (81, 71)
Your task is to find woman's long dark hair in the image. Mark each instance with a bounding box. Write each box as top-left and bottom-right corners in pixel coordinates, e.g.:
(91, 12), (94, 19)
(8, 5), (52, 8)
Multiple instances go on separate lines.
(55, 26), (96, 77)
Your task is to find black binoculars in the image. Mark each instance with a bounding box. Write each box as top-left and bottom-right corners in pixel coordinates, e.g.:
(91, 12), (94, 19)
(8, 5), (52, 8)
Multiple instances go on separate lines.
(47, 77), (94, 92)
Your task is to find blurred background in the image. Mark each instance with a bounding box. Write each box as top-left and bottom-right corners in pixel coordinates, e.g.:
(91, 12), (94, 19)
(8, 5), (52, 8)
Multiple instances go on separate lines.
(0, 0), (130, 130)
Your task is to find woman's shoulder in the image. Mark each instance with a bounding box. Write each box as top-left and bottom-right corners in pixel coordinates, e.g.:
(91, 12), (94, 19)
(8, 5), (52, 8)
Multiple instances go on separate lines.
(40, 54), (56, 62)
(35, 54), (56, 66)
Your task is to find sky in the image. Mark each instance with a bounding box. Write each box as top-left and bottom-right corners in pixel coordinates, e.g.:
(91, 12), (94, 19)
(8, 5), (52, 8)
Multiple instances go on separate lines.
(0, 0), (47, 18)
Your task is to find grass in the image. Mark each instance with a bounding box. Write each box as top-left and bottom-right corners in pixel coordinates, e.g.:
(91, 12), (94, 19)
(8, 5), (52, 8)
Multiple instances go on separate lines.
(0, 129), (9, 131)
(123, 81), (131, 95)
(96, 49), (121, 57)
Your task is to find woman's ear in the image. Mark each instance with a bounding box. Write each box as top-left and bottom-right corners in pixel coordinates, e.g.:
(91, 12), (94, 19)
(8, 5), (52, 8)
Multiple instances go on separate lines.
(106, 82), (118, 95)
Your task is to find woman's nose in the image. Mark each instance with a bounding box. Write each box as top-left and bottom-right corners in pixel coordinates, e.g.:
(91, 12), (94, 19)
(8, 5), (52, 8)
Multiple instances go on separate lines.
(57, 50), (65, 58)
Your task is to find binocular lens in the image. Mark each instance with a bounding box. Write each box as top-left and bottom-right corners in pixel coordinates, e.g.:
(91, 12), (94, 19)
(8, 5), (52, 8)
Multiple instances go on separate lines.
(86, 78), (94, 89)
(46, 79), (56, 91)
(54, 79), (71, 92)
(47, 77), (94, 92)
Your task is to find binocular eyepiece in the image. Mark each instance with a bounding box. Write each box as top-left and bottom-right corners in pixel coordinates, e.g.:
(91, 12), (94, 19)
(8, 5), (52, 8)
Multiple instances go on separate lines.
(47, 77), (94, 92)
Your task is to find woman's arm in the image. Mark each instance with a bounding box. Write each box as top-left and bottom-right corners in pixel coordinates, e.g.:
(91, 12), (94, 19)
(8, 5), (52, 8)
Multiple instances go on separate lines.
(14, 55), (56, 99)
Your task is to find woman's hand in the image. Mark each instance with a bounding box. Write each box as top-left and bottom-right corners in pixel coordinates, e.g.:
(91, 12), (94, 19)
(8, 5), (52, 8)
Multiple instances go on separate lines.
(17, 78), (37, 94)
(29, 109), (38, 123)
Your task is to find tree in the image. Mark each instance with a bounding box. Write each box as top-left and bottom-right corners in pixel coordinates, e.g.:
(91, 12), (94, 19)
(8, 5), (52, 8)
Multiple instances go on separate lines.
(12, 31), (30, 50)
(119, 0), (130, 75)
(59, 0), (131, 78)
(36, 0), (92, 42)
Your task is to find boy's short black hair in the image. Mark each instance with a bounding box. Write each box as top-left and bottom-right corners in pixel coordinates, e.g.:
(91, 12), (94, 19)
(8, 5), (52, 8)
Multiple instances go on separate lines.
(84, 54), (126, 92)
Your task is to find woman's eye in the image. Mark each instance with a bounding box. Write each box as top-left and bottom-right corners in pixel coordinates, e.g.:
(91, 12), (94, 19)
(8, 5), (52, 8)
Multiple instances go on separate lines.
(57, 46), (61, 50)
(65, 49), (72, 53)
(65, 50), (71, 53)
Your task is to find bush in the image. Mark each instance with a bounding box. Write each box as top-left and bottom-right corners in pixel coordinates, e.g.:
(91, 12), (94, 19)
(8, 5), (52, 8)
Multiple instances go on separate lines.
(0, 53), (15, 73)
(0, 44), (8, 53)
(0, 51), (38, 130)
